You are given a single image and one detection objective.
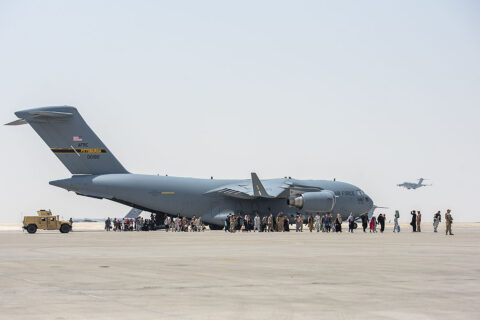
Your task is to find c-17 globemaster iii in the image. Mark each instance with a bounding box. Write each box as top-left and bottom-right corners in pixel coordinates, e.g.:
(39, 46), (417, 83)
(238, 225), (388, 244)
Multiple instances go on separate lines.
(7, 106), (374, 229)
(397, 178), (431, 190)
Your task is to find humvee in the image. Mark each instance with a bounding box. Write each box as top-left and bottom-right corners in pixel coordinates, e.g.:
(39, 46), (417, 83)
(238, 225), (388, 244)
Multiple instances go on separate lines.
(23, 210), (72, 234)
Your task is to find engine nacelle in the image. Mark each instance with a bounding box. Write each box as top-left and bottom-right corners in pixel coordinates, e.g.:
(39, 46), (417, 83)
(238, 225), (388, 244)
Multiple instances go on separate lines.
(288, 191), (336, 212)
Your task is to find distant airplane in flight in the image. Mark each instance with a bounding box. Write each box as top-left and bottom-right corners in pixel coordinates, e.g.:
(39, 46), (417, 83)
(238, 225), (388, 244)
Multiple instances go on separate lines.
(397, 178), (431, 190)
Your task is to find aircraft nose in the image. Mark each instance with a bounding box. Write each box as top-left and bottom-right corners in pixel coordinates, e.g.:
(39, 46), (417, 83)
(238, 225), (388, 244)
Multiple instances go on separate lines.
(364, 194), (373, 209)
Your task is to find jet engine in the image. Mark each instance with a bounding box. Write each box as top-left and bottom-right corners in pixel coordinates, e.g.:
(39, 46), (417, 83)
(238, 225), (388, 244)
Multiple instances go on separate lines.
(288, 191), (336, 212)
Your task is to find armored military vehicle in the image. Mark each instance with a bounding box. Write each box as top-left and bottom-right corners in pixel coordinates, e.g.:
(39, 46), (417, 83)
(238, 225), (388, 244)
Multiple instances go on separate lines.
(23, 210), (72, 234)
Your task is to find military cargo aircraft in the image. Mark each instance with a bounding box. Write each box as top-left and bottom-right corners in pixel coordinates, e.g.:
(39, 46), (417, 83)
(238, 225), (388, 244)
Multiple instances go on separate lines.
(397, 178), (431, 190)
(7, 106), (374, 228)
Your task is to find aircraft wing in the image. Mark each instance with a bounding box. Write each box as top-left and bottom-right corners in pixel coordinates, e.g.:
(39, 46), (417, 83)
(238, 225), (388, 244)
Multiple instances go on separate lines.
(205, 183), (255, 199)
(204, 174), (290, 199)
(204, 174), (324, 200)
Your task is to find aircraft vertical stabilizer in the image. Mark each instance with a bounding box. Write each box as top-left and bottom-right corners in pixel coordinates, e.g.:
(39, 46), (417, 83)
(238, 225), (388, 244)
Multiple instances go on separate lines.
(6, 106), (128, 175)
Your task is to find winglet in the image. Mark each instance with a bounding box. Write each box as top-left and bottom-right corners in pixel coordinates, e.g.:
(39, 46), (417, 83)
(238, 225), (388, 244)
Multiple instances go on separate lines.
(251, 172), (270, 197)
(5, 119), (27, 126)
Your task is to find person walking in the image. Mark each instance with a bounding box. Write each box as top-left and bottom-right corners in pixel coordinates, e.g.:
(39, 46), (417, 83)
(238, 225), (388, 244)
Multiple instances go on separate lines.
(105, 217), (111, 231)
(361, 214), (368, 232)
(295, 214), (301, 232)
(236, 215), (242, 232)
(267, 214), (274, 232)
(298, 214), (305, 232)
(370, 216), (377, 233)
(315, 213), (321, 232)
(445, 209), (454, 235)
(393, 210), (400, 233)
(410, 210), (417, 232)
(320, 214), (326, 232)
(196, 216), (202, 232)
(284, 215), (290, 232)
(254, 213), (261, 232)
(347, 213), (354, 233)
(242, 215), (249, 232)
(335, 214), (342, 232)
(433, 211), (441, 232)
(261, 216), (267, 232)
(230, 215), (236, 233)
(279, 214), (285, 232)
(378, 213), (385, 233)
(308, 214), (314, 232)
(225, 215), (230, 232)
(325, 213), (331, 232)
(164, 216), (170, 232)
(416, 211), (422, 232)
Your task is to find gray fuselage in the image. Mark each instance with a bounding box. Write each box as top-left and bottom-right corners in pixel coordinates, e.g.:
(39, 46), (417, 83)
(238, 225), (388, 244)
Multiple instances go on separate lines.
(50, 174), (373, 225)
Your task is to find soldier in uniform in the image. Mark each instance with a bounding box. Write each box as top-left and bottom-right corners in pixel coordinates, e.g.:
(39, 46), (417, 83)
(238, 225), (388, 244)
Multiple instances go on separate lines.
(445, 209), (454, 235)
(230, 215), (236, 233)
(307, 214), (314, 232)
(267, 214), (274, 232)
(278, 214), (285, 232)
(261, 216), (267, 232)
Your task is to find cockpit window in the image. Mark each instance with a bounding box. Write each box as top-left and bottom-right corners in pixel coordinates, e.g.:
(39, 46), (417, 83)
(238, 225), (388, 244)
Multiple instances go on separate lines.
(356, 190), (364, 196)
(342, 191), (354, 196)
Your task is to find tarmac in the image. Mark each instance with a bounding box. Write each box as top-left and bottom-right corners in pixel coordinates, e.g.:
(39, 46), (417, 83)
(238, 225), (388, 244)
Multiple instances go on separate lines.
(1, 222), (479, 320)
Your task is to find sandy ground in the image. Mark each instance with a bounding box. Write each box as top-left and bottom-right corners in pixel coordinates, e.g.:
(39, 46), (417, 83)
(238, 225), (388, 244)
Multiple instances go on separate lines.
(0, 223), (479, 320)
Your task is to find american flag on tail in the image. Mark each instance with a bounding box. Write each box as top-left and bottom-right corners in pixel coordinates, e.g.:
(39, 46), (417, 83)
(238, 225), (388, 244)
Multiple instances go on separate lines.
(73, 136), (83, 142)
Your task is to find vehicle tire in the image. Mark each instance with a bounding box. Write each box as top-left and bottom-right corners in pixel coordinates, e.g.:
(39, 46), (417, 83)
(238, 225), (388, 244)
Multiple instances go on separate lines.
(353, 222), (358, 229)
(60, 224), (71, 233)
(27, 224), (37, 234)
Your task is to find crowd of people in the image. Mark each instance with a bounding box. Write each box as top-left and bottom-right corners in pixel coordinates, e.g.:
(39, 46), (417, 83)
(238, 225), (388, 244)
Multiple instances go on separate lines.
(104, 216), (156, 231)
(224, 212), (353, 233)
(104, 209), (455, 235)
(163, 215), (205, 232)
(104, 213), (206, 232)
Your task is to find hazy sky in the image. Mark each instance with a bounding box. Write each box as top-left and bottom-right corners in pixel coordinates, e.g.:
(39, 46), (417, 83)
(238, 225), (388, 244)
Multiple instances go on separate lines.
(1, 0), (479, 222)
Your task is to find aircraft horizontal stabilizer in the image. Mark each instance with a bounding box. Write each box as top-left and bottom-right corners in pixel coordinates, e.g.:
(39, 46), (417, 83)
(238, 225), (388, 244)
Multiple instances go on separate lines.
(124, 208), (143, 219)
(5, 110), (73, 126)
